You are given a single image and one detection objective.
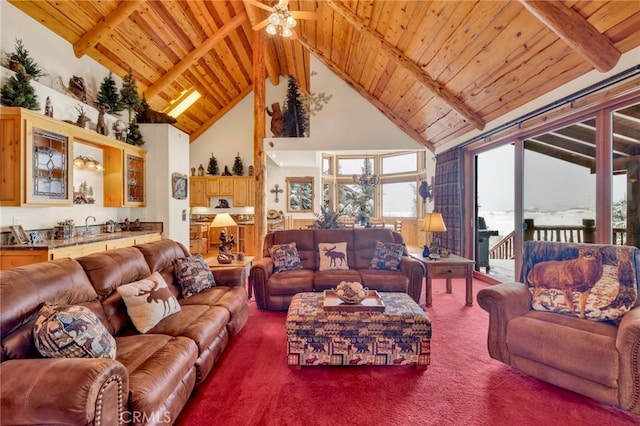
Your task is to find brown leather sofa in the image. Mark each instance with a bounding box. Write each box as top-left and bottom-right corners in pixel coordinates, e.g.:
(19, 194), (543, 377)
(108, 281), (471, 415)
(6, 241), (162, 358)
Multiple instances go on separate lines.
(250, 228), (425, 310)
(0, 239), (248, 425)
(477, 241), (640, 414)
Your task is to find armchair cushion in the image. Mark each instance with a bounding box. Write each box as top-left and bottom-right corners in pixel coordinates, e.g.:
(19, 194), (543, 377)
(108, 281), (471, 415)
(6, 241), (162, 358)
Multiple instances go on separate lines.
(33, 303), (116, 359)
(269, 242), (302, 273)
(523, 242), (639, 321)
(117, 272), (181, 333)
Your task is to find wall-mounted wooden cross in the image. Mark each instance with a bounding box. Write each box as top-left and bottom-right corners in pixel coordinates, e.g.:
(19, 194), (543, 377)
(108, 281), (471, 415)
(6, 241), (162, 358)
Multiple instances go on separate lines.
(270, 184), (284, 203)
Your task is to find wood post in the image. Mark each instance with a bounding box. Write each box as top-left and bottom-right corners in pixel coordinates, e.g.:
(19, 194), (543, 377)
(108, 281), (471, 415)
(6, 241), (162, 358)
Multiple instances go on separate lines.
(253, 29), (267, 259)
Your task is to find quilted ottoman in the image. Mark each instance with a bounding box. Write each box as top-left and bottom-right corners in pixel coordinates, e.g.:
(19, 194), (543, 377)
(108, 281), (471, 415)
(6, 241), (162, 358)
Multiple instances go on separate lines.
(286, 292), (431, 369)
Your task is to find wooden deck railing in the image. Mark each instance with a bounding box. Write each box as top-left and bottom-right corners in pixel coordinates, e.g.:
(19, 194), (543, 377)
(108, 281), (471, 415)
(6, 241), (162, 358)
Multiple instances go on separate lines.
(489, 218), (628, 260)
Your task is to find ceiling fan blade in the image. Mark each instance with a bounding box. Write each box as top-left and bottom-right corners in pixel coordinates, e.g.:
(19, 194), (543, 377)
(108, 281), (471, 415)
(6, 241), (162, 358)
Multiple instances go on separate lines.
(289, 11), (318, 20)
(252, 18), (270, 31)
(246, 0), (273, 12)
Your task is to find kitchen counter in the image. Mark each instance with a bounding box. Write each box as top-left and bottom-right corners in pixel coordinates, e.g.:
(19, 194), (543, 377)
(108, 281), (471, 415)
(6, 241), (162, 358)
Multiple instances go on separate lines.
(1, 230), (161, 251)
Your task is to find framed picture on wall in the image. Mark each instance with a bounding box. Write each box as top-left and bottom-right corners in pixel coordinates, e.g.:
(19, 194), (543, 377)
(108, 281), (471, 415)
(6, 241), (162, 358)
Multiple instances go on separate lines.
(10, 225), (29, 245)
(172, 173), (188, 199)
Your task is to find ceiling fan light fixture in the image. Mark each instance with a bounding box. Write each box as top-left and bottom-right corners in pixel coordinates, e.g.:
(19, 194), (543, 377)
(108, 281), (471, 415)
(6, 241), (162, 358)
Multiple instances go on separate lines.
(266, 23), (277, 35)
(282, 27), (293, 38)
(285, 16), (296, 28)
(269, 12), (280, 26)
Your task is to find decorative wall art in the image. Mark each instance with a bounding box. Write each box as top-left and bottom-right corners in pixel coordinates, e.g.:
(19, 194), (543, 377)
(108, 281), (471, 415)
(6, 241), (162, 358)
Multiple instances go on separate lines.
(10, 225), (29, 245)
(172, 173), (188, 199)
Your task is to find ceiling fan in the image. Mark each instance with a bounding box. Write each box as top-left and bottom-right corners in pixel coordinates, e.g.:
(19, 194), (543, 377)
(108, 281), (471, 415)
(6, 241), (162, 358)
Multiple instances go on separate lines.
(247, 0), (318, 38)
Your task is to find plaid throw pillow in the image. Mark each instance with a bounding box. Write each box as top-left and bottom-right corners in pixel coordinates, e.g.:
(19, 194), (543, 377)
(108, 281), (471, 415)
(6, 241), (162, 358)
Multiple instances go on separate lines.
(269, 242), (302, 273)
(173, 255), (216, 298)
(370, 240), (404, 271)
(33, 303), (116, 359)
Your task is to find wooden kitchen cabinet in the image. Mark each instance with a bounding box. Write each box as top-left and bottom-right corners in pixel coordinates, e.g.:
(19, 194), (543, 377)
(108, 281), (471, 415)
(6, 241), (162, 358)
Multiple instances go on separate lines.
(1, 107), (73, 206)
(103, 146), (146, 207)
(190, 177), (207, 207)
(219, 178), (234, 196)
(205, 177), (232, 196)
(205, 178), (219, 196)
(233, 177), (252, 207)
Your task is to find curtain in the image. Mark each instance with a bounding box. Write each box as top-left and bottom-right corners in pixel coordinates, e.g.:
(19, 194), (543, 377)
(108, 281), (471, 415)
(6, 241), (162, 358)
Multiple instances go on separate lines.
(434, 148), (463, 255)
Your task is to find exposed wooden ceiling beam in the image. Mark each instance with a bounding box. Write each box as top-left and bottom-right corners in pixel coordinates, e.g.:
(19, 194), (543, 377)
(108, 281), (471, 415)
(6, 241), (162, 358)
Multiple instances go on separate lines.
(296, 36), (434, 151)
(242, 0), (280, 86)
(72, 0), (141, 58)
(189, 85), (254, 143)
(519, 0), (621, 72)
(145, 11), (248, 100)
(325, 0), (485, 131)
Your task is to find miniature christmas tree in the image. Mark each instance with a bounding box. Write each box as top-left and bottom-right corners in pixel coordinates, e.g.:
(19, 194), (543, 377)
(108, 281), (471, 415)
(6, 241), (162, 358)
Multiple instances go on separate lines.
(283, 76), (308, 137)
(96, 72), (123, 113)
(1, 39), (47, 80)
(232, 152), (244, 176)
(207, 153), (219, 175)
(120, 68), (141, 123)
(126, 120), (145, 146)
(1, 67), (40, 110)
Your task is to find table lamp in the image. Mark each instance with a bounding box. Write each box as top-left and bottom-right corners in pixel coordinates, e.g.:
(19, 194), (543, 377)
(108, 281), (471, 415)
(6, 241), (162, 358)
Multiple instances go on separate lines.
(211, 213), (237, 261)
(421, 212), (447, 258)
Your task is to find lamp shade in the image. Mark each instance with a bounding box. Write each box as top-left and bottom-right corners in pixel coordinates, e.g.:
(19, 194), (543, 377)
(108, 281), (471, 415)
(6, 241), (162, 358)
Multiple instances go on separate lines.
(421, 212), (447, 232)
(211, 213), (237, 228)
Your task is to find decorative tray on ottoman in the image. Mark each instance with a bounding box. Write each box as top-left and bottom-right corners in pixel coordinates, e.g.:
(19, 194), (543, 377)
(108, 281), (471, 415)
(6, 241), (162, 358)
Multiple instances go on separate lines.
(323, 290), (385, 312)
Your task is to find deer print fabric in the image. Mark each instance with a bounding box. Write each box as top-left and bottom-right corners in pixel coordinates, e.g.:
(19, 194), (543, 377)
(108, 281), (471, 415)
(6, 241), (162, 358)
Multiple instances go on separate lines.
(117, 272), (181, 333)
(523, 241), (639, 321)
(318, 242), (349, 271)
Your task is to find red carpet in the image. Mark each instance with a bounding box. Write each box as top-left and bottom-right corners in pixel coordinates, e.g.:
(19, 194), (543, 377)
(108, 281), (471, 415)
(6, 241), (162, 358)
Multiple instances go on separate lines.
(176, 279), (640, 425)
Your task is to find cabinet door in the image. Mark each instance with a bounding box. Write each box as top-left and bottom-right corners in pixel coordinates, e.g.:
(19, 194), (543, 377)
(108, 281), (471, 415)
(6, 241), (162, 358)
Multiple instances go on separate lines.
(233, 178), (250, 206)
(190, 178), (207, 207)
(135, 233), (162, 245)
(25, 120), (73, 205)
(243, 225), (255, 256)
(219, 178), (233, 196)
(105, 237), (136, 250)
(206, 178), (220, 196)
(0, 110), (22, 206)
(0, 250), (48, 270)
(125, 151), (145, 206)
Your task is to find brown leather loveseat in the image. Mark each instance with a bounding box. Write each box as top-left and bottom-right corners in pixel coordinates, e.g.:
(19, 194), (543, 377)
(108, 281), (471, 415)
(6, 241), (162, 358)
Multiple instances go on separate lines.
(250, 228), (425, 310)
(0, 239), (247, 425)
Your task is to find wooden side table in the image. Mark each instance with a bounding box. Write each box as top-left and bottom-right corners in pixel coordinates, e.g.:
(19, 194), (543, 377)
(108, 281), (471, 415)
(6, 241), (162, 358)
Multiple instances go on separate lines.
(409, 249), (475, 307)
(204, 256), (254, 298)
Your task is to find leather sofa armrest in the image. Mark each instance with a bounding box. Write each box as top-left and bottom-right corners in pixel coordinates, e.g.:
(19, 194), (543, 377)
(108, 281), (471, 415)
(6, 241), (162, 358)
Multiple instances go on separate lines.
(212, 268), (245, 287)
(476, 282), (532, 364)
(616, 306), (640, 414)
(0, 358), (129, 425)
(250, 257), (274, 309)
(400, 255), (426, 303)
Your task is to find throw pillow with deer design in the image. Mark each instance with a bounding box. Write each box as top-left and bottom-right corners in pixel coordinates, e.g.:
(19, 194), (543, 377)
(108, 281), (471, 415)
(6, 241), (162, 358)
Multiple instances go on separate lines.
(318, 242), (349, 271)
(117, 272), (181, 333)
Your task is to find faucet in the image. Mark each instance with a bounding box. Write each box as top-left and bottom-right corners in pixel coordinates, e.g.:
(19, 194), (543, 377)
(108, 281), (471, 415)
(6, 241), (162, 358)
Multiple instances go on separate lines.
(85, 215), (96, 233)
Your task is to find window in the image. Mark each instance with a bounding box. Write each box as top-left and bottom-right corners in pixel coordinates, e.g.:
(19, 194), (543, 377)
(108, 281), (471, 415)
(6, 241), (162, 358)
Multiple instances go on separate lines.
(382, 182), (417, 217)
(286, 177), (314, 212)
(337, 158), (374, 176)
(382, 152), (417, 174)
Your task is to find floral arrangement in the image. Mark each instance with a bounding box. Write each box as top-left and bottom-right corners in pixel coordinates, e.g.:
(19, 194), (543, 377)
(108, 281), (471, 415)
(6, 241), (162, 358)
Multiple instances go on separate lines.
(333, 281), (368, 304)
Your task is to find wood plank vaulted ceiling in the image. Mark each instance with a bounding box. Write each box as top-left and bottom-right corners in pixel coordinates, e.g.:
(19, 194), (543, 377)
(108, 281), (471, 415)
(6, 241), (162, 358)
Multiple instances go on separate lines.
(9, 0), (640, 153)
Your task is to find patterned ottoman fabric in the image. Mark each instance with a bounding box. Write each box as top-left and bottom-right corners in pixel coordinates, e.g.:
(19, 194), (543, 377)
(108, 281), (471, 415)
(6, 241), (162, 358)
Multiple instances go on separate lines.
(286, 292), (431, 368)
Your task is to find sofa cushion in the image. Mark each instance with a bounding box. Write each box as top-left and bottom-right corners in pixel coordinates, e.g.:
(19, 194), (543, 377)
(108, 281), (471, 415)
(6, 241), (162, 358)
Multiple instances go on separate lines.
(522, 242), (639, 321)
(314, 269), (361, 291)
(318, 242), (349, 270)
(117, 272), (181, 333)
(267, 269), (314, 295)
(269, 242), (302, 273)
(173, 255), (216, 298)
(370, 240), (404, 270)
(33, 303), (116, 359)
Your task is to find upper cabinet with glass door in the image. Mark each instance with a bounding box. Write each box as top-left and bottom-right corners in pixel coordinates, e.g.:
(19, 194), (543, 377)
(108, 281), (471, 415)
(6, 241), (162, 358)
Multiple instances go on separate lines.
(0, 107), (73, 206)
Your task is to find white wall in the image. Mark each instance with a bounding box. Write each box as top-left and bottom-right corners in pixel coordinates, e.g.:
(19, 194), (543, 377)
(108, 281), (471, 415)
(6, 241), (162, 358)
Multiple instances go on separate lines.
(140, 124), (190, 247)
